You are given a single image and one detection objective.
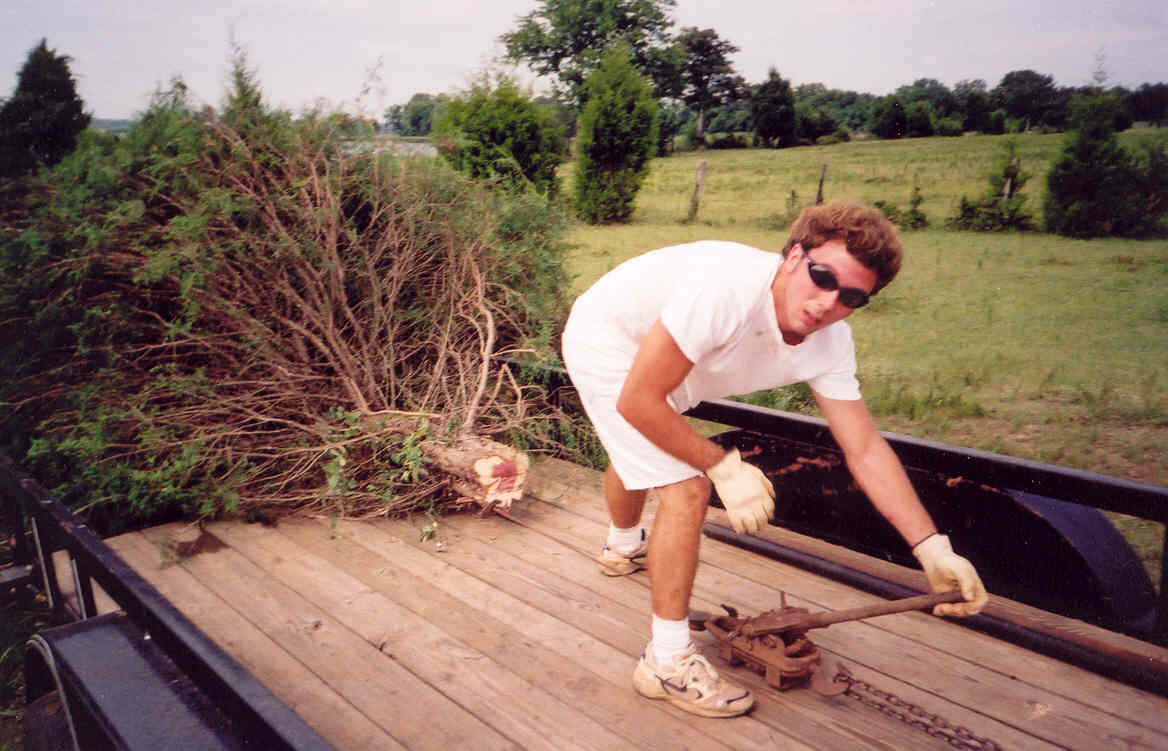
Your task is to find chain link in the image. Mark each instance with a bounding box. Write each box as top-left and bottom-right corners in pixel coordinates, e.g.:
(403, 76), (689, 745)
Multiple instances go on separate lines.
(833, 665), (1004, 751)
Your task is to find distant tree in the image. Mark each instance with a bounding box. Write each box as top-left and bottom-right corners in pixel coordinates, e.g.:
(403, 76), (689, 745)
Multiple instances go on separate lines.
(904, 100), (936, 137)
(432, 76), (564, 195)
(751, 68), (796, 148)
(500, 0), (678, 107)
(0, 39), (90, 179)
(992, 70), (1059, 130)
(704, 99), (751, 134)
(794, 103), (837, 141)
(574, 46), (658, 222)
(653, 99), (689, 154)
(397, 93), (444, 136)
(869, 95), (907, 139)
(384, 104), (405, 134)
(674, 27), (741, 142)
(1129, 82), (1168, 126)
(1045, 93), (1167, 237)
(954, 79), (990, 132)
(895, 78), (956, 119)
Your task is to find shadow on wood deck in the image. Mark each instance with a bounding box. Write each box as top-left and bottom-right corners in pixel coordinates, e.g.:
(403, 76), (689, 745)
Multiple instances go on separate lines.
(79, 457), (1166, 750)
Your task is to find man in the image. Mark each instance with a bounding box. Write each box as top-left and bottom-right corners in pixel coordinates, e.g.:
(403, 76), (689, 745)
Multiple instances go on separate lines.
(561, 201), (987, 719)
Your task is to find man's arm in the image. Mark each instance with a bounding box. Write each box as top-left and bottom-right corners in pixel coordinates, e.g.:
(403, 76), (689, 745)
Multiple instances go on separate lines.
(811, 391), (936, 546)
(616, 318), (724, 472)
(813, 390), (987, 616)
(616, 319), (774, 534)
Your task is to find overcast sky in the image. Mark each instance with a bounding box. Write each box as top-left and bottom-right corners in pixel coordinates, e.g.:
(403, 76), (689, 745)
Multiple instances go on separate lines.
(3, 0), (1165, 120)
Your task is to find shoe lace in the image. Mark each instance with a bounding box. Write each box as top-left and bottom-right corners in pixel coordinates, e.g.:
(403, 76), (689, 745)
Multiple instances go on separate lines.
(674, 652), (723, 693)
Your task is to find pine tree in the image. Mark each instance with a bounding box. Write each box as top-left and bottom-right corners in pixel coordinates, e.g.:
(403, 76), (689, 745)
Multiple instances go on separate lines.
(573, 46), (658, 223)
(0, 39), (91, 179)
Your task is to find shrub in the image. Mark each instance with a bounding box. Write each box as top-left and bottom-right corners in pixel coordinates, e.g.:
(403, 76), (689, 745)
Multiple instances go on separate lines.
(904, 101), (936, 138)
(1044, 93), (1168, 237)
(936, 118), (964, 137)
(0, 71), (571, 531)
(432, 75), (565, 195)
(947, 138), (1034, 231)
(815, 134), (840, 146)
(874, 182), (928, 230)
(573, 46), (658, 223)
(707, 133), (748, 149)
(986, 109), (1007, 135)
(870, 95), (907, 139)
(832, 126), (851, 142)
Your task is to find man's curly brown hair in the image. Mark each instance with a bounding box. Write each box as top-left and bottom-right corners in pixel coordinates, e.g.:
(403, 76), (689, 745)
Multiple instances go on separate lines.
(782, 201), (903, 295)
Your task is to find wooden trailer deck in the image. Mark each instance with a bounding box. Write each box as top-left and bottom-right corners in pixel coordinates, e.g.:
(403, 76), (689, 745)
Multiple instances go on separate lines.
(74, 457), (1168, 750)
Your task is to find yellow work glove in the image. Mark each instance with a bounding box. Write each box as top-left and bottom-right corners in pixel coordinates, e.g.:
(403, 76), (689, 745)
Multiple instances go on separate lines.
(706, 449), (775, 535)
(912, 533), (988, 617)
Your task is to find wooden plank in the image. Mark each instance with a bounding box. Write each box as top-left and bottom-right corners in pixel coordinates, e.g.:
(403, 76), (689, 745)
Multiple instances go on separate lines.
(136, 523), (516, 751)
(533, 455), (1168, 679)
(525, 459), (1168, 733)
(436, 510), (1043, 751)
(208, 520), (641, 751)
(105, 529), (403, 751)
(274, 516), (787, 751)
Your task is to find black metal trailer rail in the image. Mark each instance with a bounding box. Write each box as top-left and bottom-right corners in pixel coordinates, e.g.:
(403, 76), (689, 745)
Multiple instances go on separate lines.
(1, 453), (336, 751)
(519, 359), (1168, 639)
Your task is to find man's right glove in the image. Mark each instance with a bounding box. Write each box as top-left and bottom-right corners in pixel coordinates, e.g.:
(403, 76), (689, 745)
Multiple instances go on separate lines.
(912, 533), (989, 617)
(706, 448), (775, 535)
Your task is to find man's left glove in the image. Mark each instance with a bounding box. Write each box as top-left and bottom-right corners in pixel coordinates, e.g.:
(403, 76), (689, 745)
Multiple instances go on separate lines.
(912, 533), (988, 617)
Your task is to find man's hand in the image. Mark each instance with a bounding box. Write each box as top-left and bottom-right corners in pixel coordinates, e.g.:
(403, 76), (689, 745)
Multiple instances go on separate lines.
(706, 449), (775, 535)
(912, 534), (988, 617)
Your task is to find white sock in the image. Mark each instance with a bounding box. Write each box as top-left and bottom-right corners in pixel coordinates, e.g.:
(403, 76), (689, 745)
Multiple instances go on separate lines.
(651, 614), (692, 667)
(607, 523), (644, 554)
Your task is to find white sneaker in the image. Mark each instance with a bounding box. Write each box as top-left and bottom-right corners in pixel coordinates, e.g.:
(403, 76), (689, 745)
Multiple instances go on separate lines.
(598, 530), (648, 576)
(632, 643), (754, 718)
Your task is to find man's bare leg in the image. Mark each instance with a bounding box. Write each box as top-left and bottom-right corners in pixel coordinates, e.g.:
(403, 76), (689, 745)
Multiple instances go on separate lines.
(604, 464), (647, 528)
(598, 465), (650, 576)
(647, 474), (710, 619)
(632, 473), (754, 717)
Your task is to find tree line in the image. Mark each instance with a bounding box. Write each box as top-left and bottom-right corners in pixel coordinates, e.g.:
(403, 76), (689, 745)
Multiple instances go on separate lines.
(383, 0), (1167, 146)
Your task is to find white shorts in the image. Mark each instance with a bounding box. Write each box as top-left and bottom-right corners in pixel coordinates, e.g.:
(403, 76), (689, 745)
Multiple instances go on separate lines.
(561, 317), (701, 491)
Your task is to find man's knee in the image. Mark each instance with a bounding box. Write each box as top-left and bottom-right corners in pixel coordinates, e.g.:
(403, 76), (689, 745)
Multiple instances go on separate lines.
(658, 474), (712, 512)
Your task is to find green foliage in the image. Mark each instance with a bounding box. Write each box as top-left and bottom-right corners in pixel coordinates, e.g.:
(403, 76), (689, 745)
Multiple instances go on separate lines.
(433, 76), (565, 195)
(0, 60), (571, 531)
(751, 68), (795, 148)
(0, 39), (91, 179)
(573, 47), (658, 223)
(500, 0), (679, 106)
(936, 117), (964, 137)
(869, 95), (906, 139)
(948, 139), (1034, 231)
(874, 181), (928, 231)
(1044, 93), (1168, 238)
(904, 101), (936, 137)
(795, 103), (838, 142)
(675, 27), (741, 140)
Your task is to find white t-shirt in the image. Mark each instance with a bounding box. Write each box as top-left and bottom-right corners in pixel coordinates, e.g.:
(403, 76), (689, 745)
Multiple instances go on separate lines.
(566, 240), (862, 410)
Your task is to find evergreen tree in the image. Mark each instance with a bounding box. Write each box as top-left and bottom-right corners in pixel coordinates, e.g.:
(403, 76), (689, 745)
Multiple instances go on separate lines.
(0, 39), (91, 179)
(1044, 93), (1166, 237)
(869, 95), (907, 139)
(432, 76), (565, 195)
(573, 47), (658, 223)
(751, 68), (796, 148)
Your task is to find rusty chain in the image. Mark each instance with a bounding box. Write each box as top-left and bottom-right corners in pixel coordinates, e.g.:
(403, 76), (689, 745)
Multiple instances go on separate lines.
(833, 665), (1004, 750)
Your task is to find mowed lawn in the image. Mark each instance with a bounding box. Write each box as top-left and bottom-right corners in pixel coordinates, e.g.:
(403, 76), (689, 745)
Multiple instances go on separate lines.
(559, 132), (1167, 580)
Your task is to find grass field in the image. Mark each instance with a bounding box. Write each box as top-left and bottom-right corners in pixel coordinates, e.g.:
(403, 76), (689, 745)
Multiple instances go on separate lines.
(560, 131), (1167, 582)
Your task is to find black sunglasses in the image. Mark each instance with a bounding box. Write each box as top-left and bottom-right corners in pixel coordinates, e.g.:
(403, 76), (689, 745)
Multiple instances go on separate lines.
(804, 254), (871, 309)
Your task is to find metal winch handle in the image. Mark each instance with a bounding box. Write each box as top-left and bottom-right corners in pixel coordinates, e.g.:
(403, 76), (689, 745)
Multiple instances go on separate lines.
(801, 589), (966, 629)
(780, 590), (967, 633)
